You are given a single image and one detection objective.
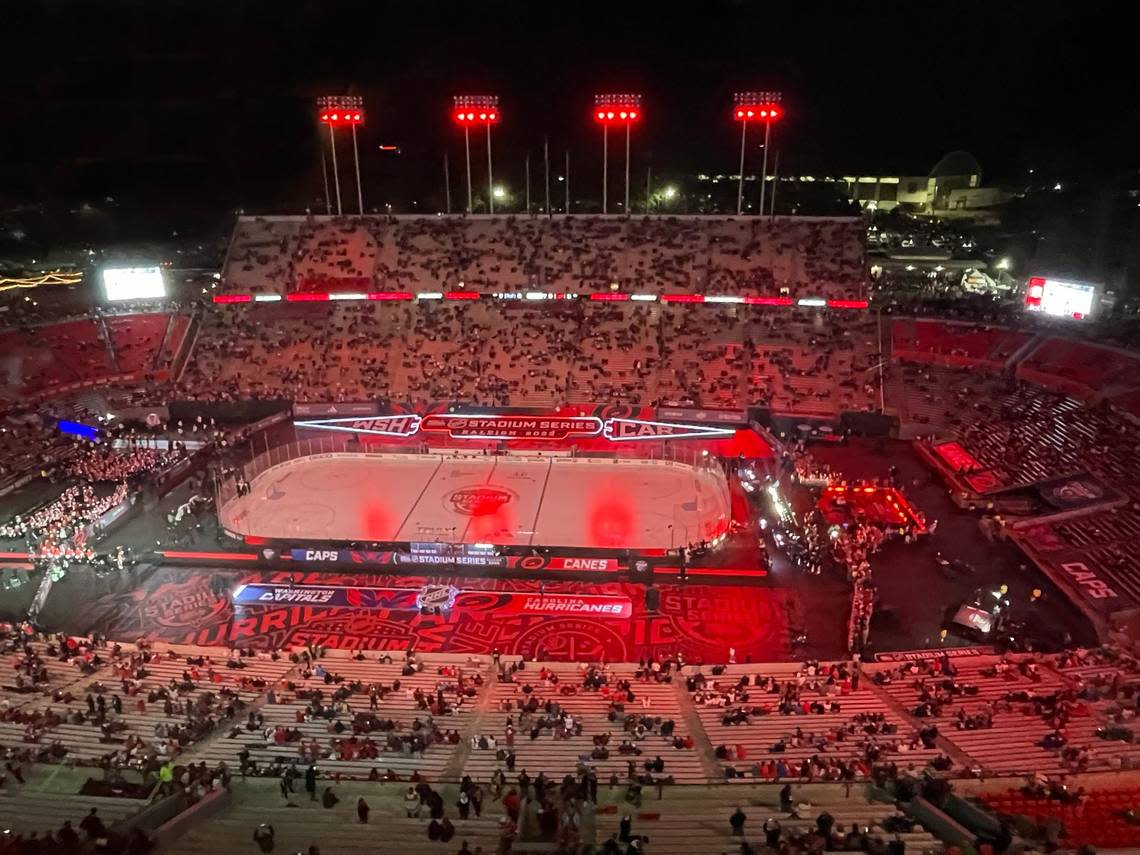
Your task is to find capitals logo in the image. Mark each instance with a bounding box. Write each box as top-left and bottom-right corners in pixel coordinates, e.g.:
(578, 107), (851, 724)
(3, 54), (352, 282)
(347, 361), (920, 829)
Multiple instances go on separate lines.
(416, 584), (460, 612)
(446, 485), (516, 516)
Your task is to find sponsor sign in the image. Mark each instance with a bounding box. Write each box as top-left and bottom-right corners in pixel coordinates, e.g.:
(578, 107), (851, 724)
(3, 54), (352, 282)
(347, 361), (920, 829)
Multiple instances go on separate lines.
(232, 583), (632, 618)
(603, 418), (735, 442)
(873, 646), (994, 662)
(656, 407), (748, 425)
(293, 402), (380, 418)
(419, 414), (602, 441)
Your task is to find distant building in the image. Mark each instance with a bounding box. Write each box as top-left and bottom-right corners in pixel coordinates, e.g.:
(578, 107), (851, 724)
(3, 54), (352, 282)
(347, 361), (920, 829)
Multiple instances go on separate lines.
(839, 151), (1012, 215)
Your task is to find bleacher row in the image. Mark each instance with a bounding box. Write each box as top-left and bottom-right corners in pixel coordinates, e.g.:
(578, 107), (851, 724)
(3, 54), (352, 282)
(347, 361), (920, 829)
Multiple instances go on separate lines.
(223, 215), (868, 300)
(7, 644), (1140, 784)
(0, 312), (191, 400)
(180, 300), (882, 415)
(10, 642), (1140, 851)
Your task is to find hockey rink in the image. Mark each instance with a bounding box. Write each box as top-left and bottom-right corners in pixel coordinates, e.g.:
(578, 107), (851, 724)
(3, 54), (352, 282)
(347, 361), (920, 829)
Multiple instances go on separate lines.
(220, 452), (731, 549)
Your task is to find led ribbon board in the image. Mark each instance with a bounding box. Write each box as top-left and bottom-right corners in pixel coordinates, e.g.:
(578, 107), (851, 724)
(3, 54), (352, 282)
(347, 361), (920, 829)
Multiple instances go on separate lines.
(603, 418), (736, 442)
(295, 413), (737, 443)
(418, 414), (603, 441)
(292, 414), (422, 437)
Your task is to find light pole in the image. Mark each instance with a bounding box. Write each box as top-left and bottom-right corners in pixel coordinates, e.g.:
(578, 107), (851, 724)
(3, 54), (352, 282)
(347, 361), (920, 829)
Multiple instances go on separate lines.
(594, 94), (641, 215)
(453, 95), (500, 214)
(732, 91), (782, 216)
(318, 96), (365, 215)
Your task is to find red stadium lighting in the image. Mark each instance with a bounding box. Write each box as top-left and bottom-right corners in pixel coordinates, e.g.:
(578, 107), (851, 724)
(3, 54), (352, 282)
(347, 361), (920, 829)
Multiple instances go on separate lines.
(453, 95), (502, 214)
(732, 90), (783, 216)
(594, 94), (643, 215)
(317, 95), (366, 216)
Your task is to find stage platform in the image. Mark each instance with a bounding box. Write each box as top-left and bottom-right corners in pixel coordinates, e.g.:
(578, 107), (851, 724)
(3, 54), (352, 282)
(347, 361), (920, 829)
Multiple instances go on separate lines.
(220, 452), (730, 549)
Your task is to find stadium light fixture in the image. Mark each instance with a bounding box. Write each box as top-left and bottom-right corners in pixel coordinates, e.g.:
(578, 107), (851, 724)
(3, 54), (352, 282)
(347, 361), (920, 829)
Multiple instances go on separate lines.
(454, 95), (501, 214)
(318, 95), (366, 216)
(594, 94), (642, 215)
(732, 91), (782, 216)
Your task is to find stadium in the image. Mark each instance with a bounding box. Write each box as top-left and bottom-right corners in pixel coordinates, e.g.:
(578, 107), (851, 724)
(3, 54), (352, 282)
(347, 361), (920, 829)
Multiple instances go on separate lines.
(3, 208), (1140, 854)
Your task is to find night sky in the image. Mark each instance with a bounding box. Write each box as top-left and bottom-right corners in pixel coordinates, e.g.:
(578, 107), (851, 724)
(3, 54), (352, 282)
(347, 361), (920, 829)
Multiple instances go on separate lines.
(3, 0), (1134, 223)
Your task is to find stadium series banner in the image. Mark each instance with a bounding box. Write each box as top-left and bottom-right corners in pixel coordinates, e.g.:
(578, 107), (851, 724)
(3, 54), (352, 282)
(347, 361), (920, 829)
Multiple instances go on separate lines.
(288, 548), (620, 573)
(295, 412), (734, 443)
(232, 582), (633, 619)
(419, 414), (602, 441)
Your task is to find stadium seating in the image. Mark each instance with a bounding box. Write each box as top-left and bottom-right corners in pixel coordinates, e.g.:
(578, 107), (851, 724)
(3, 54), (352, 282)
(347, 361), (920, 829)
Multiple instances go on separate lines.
(0, 312), (188, 399)
(873, 657), (1074, 777)
(1018, 336), (1140, 398)
(220, 215), (868, 299)
(891, 319), (1030, 370)
(161, 778), (944, 855)
(464, 663), (706, 784)
(194, 654), (475, 781)
(690, 662), (940, 782)
(979, 786), (1140, 850)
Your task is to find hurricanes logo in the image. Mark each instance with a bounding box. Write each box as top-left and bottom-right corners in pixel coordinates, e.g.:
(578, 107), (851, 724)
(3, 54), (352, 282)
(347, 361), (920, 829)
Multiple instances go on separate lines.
(446, 486), (515, 516)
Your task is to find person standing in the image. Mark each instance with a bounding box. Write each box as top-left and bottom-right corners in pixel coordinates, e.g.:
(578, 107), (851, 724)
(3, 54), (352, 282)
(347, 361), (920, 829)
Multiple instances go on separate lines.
(357, 797), (370, 824)
(458, 789), (471, 820)
(730, 807), (747, 836)
(764, 817), (782, 848)
(305, 765), (318, 801)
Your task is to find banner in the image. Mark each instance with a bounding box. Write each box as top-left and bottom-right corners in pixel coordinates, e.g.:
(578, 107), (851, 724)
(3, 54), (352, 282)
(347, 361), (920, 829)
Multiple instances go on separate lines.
(874, 646), (995, 662)
(603, 418), (735, 441)
(232, 582), (633, 619)
(419, 414), (602, 441)
(656, 407), (748, 425)
(293, 402), (380, 418)
(287, 548), (622, 573)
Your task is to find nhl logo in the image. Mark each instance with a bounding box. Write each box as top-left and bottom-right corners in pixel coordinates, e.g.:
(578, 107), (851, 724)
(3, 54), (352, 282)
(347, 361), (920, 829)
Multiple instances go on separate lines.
(416, 584), (459, 611)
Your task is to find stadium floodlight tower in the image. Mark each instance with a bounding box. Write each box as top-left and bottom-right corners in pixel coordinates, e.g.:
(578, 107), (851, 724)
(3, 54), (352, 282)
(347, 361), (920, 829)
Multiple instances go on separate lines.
(318, 95), (366, 215)
(453, 95), (501, 214)
(732, 91), (782, 216)
(594, 94), (642, 215)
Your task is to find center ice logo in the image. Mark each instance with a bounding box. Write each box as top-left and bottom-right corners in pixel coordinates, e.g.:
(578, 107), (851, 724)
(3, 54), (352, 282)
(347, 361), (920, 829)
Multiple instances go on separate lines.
(446, 485), (515, 516)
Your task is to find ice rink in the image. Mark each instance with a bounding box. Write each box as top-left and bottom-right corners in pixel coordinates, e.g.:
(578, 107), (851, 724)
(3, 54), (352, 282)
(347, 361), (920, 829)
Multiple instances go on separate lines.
(220, 452), (731, 549)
